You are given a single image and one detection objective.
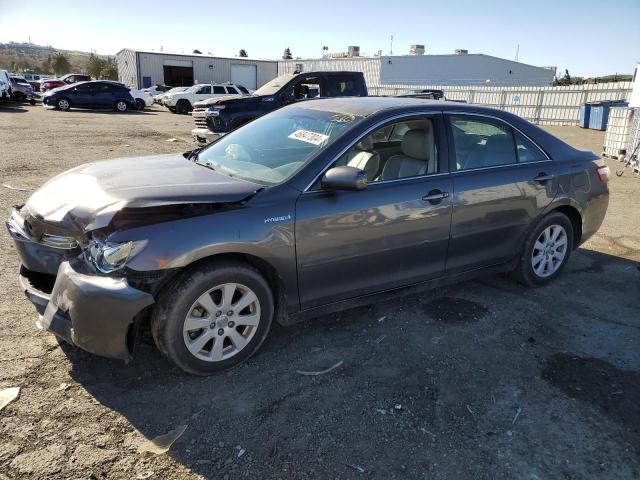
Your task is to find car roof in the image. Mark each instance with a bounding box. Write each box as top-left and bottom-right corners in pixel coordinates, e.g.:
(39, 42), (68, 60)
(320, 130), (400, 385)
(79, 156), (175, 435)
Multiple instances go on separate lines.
(293, 97), (580, 158)
(291, 96), (485, 116)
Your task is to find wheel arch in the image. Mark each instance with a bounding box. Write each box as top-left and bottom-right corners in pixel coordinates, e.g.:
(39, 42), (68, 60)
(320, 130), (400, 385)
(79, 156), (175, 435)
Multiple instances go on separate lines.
(548, 204), (583, 249)
(156, 252), (291, 326)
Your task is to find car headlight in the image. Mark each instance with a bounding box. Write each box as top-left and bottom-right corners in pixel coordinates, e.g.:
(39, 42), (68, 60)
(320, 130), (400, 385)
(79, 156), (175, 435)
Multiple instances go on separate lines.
(86, 238), (148, 273)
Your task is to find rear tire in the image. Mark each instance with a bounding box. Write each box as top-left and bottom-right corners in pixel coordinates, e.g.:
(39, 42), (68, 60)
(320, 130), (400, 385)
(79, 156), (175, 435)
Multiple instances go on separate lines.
(151, 260), (274, 375)
(512, 211), (574, 287)
(115, 100), (129, 112)
(176, 99), (192, 115)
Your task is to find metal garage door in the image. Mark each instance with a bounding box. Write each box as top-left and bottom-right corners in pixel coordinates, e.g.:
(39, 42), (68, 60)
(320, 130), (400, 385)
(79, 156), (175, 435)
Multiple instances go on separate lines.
(231, 64), (257, 90)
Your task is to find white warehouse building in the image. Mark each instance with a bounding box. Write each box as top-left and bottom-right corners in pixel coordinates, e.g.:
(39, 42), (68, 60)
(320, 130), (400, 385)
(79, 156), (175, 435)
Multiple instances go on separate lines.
(278, 53), (556, 89)
(116, 48), (278, 90)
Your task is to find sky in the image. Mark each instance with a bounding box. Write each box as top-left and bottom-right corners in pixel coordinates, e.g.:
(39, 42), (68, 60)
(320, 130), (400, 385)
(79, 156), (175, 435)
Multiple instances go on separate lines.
(0, 0), (638, 77)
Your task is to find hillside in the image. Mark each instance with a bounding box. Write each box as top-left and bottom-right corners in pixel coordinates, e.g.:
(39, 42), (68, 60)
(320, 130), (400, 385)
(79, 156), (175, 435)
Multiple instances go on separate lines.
(0, 42), (112, 74)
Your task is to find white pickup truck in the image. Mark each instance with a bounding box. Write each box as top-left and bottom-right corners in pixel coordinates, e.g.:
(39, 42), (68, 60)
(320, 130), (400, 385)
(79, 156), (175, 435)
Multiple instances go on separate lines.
(163, 83), (248, 114)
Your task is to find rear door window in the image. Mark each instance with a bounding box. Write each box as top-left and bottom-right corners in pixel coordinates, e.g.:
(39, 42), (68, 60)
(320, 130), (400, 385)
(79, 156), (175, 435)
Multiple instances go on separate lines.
(213, 86), (226, 94)
(325, 75), (360, 96)
(226, 86), (239, 94)
(514, 130), (547, 162)
(449, 116), (518, 170)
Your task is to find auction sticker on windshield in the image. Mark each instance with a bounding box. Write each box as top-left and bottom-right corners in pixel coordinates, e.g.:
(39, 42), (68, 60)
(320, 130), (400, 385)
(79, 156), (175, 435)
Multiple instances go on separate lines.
(288, 129), (330, 146)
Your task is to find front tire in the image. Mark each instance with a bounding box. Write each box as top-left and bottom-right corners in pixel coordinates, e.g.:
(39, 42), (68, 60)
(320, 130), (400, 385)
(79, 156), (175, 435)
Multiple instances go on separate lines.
(151, 260), (274, 375)
(135, 98), (145, 110)
(56, 97), (71, 111)
(512, 211), (573, 286)
(175, 99), (192, 114)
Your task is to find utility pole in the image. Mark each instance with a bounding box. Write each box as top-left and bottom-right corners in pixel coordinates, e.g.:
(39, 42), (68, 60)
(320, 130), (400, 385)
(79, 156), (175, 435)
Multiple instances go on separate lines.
(514, 44), (519, 62)
(390, 35), (394, 55)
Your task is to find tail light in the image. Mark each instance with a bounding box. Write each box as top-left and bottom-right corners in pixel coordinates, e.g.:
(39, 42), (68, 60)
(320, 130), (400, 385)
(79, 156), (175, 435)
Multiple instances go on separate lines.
(596, 165), (610, 183)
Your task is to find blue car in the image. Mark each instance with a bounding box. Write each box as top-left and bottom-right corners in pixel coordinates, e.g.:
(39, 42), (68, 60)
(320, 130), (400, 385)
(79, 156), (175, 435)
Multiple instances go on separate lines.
(42, 80), (136, 112)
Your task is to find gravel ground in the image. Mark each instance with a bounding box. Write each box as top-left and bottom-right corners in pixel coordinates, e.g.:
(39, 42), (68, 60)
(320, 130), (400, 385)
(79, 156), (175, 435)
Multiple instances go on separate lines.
(0, 103), (639, 480)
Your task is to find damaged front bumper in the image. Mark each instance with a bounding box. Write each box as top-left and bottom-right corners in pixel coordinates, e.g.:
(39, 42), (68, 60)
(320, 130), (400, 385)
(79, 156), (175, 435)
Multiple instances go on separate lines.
(20, 262), (154, 362)
(7, 210), (155, 362)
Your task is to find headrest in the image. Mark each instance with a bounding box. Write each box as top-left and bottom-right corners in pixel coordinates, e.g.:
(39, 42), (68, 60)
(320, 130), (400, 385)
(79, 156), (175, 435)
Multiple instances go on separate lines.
(401, 129), (428, 160)
(356, 135), (373, 151)
(485, 134), (513, 153)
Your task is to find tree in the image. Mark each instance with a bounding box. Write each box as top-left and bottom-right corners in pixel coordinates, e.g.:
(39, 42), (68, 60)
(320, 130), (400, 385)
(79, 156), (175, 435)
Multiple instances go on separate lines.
(282, 47), (292, 60)
(100, 59), (118, 80)
(238, 49), (248, 57)
(193, 49), (202, 54)
(51, 52), (71, 75)
(86, 54), (106, 79)
(40, 56), (52, 74)
(557, 69), (572, 86)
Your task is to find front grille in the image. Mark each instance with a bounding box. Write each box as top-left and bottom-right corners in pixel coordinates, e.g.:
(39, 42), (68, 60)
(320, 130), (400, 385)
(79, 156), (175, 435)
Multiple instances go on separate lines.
(192, 106), (208, 129)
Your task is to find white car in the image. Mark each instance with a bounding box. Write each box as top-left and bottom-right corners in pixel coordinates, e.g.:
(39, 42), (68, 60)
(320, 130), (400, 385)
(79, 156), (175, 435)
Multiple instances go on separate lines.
(143, 85), (172, 97)
(155, 86), (188, 104)
(163, 83), (247, 114)
(130, 89), (154, 110)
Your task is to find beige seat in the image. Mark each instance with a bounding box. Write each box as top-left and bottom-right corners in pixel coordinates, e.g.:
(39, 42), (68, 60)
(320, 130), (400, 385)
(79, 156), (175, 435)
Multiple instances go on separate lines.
(379, 125), (435, 180)
(345, 136), (380, 181)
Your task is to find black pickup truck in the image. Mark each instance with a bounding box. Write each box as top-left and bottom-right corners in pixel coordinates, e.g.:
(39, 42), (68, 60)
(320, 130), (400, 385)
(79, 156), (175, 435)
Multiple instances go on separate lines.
(191, 71), (368, 143)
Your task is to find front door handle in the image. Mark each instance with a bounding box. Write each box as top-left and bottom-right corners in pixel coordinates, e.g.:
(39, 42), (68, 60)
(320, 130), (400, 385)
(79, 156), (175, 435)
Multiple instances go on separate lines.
(422, 190), (450, 203)
(534, 173), (554, 182)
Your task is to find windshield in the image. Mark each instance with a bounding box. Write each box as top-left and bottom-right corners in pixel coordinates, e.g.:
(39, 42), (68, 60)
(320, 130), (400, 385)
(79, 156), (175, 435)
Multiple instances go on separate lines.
(195, 106), (363, 185)
(253, 74), (296, 96)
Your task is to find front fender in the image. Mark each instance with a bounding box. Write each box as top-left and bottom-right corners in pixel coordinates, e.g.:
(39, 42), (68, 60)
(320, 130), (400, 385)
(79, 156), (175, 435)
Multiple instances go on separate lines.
(108, 205), (299, 311)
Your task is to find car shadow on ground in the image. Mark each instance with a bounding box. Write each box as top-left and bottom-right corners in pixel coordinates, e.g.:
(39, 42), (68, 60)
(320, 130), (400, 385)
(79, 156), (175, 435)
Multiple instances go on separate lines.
(64, 248), (640, 478)
(55, 109), (160, 116)
(0, 104), (29, 113)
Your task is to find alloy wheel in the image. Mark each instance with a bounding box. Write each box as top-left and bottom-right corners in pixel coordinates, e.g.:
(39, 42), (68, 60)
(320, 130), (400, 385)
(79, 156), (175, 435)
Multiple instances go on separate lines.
(58, 99), (69, 110)
(182, 283), (261, 362)
(116, 101), (127, 112)
(531, 224), (568, 278)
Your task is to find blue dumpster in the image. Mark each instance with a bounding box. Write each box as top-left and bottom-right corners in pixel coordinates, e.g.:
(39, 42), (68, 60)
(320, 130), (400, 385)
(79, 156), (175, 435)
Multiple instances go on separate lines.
(589, 100), (628, 131)
(579, 103), (592, 128)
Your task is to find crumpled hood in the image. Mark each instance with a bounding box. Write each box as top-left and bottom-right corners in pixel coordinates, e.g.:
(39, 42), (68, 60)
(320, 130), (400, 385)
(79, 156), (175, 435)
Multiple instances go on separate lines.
(24, 153), (261, 233)
(195, 94), (265, 108)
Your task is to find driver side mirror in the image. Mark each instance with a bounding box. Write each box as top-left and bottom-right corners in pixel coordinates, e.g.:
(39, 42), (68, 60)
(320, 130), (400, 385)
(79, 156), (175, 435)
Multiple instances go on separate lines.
(321, 166), (367, 191)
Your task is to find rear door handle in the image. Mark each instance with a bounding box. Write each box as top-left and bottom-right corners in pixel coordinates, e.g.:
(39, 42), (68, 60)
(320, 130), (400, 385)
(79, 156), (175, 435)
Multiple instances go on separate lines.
(422, 190), (450, 203)
(534, 173), (554, 182)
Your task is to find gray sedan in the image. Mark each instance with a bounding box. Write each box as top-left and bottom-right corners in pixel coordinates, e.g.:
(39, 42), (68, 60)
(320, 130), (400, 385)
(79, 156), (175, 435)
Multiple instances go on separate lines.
(7, 97), (609, 375)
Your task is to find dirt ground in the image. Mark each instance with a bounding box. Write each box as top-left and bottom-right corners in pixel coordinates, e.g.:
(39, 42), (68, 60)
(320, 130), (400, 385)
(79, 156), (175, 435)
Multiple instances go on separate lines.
(0, 103), (639, 480)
